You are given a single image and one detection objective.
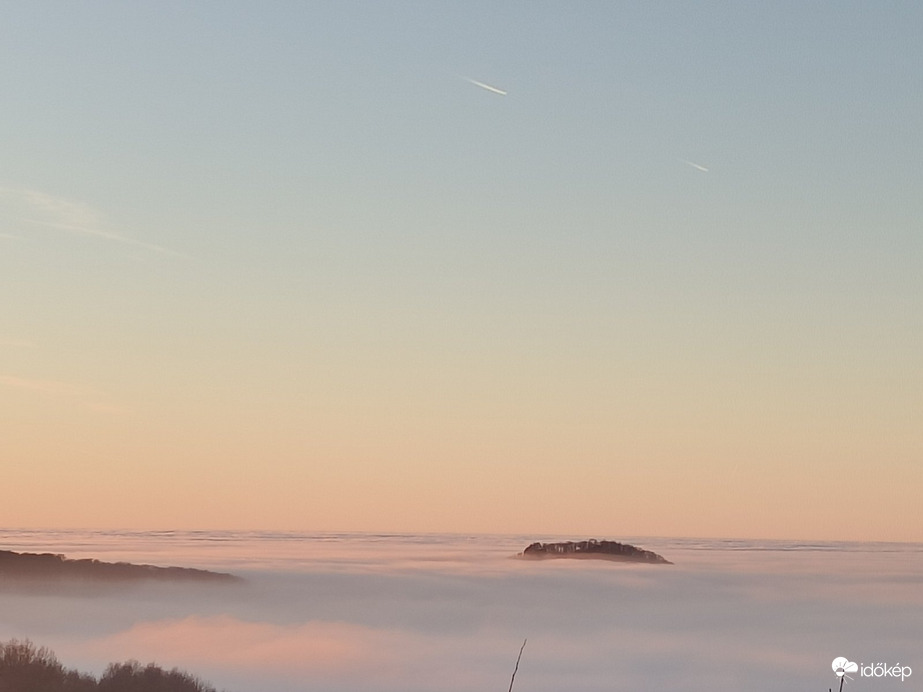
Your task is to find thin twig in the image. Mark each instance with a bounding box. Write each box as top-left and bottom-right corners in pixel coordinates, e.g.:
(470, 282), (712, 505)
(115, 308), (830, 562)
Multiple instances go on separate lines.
(508, 639), (527, 692)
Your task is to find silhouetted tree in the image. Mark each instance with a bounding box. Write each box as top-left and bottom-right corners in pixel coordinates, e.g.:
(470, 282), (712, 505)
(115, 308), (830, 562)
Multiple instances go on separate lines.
(0, 640), (218, 692)
(98, 661), (216, 692)
(0, 639), (95, 692)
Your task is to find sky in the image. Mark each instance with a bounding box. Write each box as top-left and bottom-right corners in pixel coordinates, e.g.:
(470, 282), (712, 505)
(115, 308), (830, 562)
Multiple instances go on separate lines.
(1, 1), (921, 541)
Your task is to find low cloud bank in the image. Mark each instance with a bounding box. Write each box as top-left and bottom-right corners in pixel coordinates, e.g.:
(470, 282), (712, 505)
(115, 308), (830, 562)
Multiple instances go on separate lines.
(1, 539), (920, 692)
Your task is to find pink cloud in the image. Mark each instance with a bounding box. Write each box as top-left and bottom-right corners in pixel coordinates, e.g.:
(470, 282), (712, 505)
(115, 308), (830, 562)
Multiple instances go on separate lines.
(81, 616), (419, 676)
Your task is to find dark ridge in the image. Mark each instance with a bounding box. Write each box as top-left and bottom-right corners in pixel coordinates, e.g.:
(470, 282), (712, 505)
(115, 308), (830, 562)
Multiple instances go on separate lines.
(0, 549), (241, 583)
(518, 539), (673, 564)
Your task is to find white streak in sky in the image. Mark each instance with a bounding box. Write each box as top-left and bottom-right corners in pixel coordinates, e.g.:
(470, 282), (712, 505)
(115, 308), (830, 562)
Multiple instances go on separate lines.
(462, 76), (507, 96)
(0, 374), (125, 414)
(0, 374), (82, 396)
(0, 186), (185, 257)
(24, 218), (185, 257)
(679, 158), (709, 173)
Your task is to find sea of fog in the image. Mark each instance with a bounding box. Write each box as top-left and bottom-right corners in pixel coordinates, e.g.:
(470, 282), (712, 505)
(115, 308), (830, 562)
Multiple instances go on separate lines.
(1, 530), (920, 692)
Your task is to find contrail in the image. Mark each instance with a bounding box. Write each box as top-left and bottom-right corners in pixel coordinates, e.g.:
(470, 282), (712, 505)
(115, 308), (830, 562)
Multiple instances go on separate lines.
(2, 187), (187, 257)
(462, 76), (507, 96)
(679, 158), (709, 173)
(24, 219), (187, 258)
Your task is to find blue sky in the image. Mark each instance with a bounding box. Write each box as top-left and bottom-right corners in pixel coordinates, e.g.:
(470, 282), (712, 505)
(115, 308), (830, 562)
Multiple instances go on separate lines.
(1, 2), (921, 538)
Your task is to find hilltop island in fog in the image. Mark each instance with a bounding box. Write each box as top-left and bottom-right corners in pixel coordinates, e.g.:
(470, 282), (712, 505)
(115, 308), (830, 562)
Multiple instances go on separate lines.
(0, 549), (241, 583)
(518, 539), (673, 564)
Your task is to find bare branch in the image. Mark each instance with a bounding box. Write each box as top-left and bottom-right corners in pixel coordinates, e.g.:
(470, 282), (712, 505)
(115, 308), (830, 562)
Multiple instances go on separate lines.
(508, 639), (527, 692)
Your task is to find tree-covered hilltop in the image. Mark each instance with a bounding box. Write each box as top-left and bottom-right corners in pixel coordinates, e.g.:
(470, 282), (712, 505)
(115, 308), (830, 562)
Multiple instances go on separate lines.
(0, 640), (219, 692)
(519, 539), (673, 564)
(0, 550), (241, 583)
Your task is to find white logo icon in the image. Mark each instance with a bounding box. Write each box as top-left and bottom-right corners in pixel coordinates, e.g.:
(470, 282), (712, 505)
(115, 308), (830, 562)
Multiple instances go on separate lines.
(833, 658), (859, 677)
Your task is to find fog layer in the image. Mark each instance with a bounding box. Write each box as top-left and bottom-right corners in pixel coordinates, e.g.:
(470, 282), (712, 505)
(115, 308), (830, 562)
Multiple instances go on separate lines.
(1, 532), (919, 692)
